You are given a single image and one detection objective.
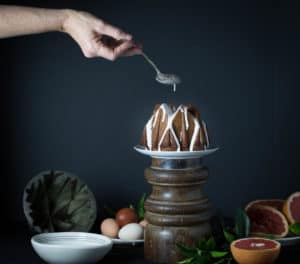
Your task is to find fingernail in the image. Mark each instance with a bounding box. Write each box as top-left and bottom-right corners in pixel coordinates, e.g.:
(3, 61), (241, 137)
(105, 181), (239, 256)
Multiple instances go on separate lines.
(123, 34), (132, 40)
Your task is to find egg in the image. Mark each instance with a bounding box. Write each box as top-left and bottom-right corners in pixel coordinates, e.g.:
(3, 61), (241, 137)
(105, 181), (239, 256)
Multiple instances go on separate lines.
(118, 223), (144, 240)
(100, 218), (119, 238)
(115, 208), (139, 227)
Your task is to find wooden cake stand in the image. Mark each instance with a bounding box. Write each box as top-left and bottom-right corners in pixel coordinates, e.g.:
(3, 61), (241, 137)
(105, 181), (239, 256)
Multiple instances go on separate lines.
(135, 146), (218, 264)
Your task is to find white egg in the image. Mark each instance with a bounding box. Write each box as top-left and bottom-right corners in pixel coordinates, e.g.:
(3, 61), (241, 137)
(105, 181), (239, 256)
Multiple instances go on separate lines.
(118, 223), (144, 240)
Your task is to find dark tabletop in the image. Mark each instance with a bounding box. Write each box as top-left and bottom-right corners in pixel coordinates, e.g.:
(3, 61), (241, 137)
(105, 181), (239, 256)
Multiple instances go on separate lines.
(2, 225), (299, 263)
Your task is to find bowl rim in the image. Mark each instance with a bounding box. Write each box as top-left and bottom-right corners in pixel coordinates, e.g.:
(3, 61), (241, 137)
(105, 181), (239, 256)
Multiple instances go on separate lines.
(31, 232), (113, 249)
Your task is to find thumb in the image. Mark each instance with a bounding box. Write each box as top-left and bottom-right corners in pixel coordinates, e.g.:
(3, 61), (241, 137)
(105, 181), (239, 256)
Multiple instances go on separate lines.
(98, 21), (132, 40)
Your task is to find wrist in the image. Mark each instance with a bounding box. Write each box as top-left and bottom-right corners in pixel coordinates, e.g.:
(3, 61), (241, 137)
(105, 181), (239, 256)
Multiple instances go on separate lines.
(60, 9), (76, 33)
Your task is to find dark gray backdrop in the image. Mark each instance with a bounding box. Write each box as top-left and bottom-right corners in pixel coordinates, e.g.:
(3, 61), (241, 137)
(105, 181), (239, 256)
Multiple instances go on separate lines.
(1, 0), (299, 227)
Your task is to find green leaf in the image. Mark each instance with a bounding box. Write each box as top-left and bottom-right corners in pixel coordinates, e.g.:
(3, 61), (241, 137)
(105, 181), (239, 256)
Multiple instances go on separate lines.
(213, 257), (233, 264)
(210, 251), (228, 258)
(129, 204), (135, 210)
(103, 205), (116, 218)
(235, 208), (250, 238)
(289, 222), (300, 236)
(227, 258), (233, 264)
(210, 214), (227, 248)
(213, 259), (225, 264)
(176, 243), (199, 258)
(206, 237), (217, 250)
(223, 231), (235, 243)
(198, 238), (208, 250)
(177, 257), (195, 264)
(137, 193), (146, 219)
(194, 255), (208, 264)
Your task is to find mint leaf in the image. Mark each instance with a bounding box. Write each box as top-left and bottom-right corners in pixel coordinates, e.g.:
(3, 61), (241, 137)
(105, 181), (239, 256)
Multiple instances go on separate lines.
(223, 231), (235, 243)
(213, 257), (233, 264)
(177, 257), (195, 264)
(206, 237), (217, 250)
(129, 204), (135, 210)
(235, 208), (250, 238)
(137, 193), (146, 219)
(194, 255), (207, 264)
(210, 251), (228, 258)
(198, 238), (208, 250)
(177, 243), (199, 258)
(289, 222), (300, 236)
(210, 214), (227, 249)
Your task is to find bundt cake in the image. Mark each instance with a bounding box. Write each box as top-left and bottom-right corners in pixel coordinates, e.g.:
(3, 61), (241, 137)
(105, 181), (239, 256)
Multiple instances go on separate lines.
(140, 103), (209, 151)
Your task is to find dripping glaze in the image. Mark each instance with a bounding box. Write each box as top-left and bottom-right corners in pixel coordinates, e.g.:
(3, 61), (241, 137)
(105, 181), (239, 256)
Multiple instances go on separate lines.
(144, 104), (209, 152)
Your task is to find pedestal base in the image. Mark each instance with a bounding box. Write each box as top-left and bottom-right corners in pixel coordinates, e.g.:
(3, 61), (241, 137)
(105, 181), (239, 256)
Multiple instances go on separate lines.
(144, 158), (212, 264)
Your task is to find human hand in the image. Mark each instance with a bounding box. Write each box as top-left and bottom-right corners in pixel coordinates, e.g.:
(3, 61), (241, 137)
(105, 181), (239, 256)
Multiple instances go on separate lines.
(62, 10), (142, 60)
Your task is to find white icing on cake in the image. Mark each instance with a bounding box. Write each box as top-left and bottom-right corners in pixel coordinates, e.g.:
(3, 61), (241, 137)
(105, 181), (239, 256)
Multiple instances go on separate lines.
(144, 104), (209, 152)
(182, 106), (189, 130)
(152, 103), (168, 127)
(158, 106), (181, 151)
(189, 117), (200, 151)
(202, 120), (209, 149)
(145, 115), (153, 150)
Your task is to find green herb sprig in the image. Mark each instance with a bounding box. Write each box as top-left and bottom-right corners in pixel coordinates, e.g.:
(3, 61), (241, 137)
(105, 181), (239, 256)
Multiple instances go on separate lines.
(289, 222), (300, 236)
(235, 208), (250, 238)
(177, 235), (233, 264)
(177, 209), (250, 264)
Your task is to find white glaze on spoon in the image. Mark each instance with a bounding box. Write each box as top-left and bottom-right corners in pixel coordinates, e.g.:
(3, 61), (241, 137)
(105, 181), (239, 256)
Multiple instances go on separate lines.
(141, 52), (180, 92)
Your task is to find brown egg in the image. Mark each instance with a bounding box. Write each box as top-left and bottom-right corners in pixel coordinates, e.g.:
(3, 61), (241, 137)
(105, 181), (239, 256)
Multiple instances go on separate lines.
(100, 218), (119, 238)
(115, 208), (139, 227)
(139, 219), (148, 228)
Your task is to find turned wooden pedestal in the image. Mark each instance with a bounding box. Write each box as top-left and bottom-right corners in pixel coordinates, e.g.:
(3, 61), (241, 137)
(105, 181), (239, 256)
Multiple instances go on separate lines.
(144, 158), (212, 264)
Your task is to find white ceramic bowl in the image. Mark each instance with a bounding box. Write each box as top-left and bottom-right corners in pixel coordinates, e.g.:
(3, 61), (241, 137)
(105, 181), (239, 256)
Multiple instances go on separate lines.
(31, 232), (113, 264)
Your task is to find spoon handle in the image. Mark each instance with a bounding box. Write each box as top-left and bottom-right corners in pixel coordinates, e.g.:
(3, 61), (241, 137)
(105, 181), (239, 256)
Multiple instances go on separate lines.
(141, 52), (161, 74)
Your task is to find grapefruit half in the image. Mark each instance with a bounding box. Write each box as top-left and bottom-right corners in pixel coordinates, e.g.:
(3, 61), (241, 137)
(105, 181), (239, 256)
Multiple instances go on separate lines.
(231, 237), (280, 264)
(246, 205), (289, 238)
(282, 191), (300, 224)
(245, 199), (284, 211)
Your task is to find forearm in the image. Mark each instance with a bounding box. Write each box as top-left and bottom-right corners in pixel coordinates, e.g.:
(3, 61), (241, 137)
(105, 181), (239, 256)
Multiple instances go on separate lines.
(0, 5), (69, 38)
(0, 5), (141, 59)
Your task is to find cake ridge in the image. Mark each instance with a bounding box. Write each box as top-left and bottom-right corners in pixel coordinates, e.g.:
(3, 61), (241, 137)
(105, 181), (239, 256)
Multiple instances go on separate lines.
(140, 103), (210, 152)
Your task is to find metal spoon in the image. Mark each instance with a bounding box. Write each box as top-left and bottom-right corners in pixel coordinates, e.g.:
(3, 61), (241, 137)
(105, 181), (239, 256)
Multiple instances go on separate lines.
(141, 52), (181, 92)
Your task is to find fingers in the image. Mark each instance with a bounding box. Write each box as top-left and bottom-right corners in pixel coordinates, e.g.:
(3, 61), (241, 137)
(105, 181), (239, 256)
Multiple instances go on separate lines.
(121, 41), (143, 57)
(133, 41), (143, 50)
(98, 21), (132, 41)
(121, 47), (143, 57)
(96, 40), (139, 61)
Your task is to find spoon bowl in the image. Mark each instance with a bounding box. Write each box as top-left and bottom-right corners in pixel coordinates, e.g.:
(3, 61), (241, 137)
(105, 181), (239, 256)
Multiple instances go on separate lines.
(156, 72), (181, 85)
(141, 52), (181, 89)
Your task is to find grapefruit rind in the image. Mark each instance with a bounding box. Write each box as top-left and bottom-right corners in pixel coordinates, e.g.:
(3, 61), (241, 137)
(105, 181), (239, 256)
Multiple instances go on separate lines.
(282, 192), (300, 224)
(246, 205), (289, 238)
(245, 199), (284, 211)
(231, 237), (280, 264)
